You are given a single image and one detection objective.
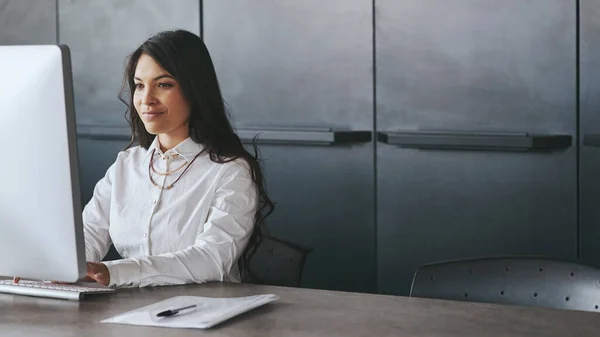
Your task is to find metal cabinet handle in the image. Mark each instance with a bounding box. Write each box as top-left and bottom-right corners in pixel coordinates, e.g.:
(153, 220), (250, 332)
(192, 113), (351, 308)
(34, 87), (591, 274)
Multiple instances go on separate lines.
(237, 127), (372, 145)
(77, 126), (131, 140)
(377, 131), (572, 151)
(77, 125), (372, 145)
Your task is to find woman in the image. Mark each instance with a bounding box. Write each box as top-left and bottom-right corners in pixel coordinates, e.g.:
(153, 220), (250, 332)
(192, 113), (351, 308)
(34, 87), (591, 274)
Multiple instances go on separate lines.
(45, 29), (272, 288)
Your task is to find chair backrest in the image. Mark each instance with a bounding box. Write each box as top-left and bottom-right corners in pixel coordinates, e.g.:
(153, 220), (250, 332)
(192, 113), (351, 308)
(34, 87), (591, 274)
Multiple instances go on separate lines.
(241, 235), (312, 287)
(102, 244), (122, 261)
(410, 256), (600, 312)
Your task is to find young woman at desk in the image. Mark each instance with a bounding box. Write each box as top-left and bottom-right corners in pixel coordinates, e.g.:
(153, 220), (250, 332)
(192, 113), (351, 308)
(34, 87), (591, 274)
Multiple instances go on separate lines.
(14, 29), (274, 288)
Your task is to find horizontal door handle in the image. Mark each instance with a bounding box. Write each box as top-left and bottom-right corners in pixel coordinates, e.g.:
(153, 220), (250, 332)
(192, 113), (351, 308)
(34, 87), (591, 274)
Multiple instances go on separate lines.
(77, 125), (372, 145)
(583, 134), (600, 147)
(77, 125), (131, 140)
(377, 131), (572, 151)
(237, 127), (372, 145)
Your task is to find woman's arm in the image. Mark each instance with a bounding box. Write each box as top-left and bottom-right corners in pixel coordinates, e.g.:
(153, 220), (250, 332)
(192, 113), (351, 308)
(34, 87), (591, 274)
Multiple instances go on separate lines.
(81, 162), (116, 263)
(102, 163), (258, 288)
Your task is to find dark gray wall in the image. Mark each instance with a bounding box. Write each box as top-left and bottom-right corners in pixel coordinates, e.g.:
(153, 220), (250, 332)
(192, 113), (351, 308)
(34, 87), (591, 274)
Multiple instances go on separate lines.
(376, 0), (578, 295)
(204, 1), (376, 293)
(0, 0), (56, 45)
(580, 0), (600, 266)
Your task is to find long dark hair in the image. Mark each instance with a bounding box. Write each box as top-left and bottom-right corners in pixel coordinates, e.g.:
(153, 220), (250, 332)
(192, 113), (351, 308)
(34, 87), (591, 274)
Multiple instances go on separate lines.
(118, 29), (274, 277)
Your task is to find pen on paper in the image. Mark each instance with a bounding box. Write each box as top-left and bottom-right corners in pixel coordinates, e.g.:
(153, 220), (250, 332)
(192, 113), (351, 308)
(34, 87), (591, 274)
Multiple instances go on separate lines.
(156, 304), (198, 317)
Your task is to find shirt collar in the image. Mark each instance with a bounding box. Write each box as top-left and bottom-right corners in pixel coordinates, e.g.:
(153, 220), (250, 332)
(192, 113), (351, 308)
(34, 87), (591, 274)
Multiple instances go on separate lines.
(144, 137), (204, 161)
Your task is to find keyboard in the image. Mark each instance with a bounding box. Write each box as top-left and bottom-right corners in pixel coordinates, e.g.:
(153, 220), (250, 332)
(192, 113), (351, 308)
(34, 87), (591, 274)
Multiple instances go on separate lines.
(0, 279), (116, 301)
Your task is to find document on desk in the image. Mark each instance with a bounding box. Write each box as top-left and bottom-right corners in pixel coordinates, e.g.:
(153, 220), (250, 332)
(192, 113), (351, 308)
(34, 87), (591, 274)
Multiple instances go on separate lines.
(100, 294), (279, 329)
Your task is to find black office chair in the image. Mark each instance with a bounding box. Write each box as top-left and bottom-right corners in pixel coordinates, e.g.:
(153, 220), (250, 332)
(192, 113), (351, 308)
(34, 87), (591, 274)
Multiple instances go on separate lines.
(410, 256), (600, 312)
(240, 235), (312, 287)
(102, 244), (122, 261)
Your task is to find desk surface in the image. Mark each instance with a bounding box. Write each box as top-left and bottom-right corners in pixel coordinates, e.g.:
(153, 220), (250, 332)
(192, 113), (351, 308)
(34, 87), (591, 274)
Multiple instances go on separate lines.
(1, 282), (599, 336)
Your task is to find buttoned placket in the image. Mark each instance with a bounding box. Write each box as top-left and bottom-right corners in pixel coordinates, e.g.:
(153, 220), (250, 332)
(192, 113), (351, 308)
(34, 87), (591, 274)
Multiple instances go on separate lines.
(145, 152), (169, 255)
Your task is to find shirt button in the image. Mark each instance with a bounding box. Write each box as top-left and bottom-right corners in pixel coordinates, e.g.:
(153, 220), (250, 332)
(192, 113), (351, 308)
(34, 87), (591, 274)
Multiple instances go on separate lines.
(152, 200), (157, 205)
(143, 233), (148, 238)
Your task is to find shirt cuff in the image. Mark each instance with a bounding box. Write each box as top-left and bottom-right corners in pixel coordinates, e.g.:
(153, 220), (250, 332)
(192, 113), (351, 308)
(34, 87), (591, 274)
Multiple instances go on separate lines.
(102, 259), (141, 288)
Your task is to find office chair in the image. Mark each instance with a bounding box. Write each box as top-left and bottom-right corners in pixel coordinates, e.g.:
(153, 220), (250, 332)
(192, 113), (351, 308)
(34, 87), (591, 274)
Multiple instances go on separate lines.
(102, 244), (122, 261)
(240, 235), (312, 287)
(409, 256), (600, 312)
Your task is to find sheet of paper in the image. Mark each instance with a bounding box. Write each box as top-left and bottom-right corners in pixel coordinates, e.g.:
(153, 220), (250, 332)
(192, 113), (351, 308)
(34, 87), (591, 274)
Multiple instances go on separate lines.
(101, 294), (279, 329)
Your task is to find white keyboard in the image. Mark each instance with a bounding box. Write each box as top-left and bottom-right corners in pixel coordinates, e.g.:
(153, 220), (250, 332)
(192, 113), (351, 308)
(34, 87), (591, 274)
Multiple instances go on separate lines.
(0, 279), (116, 301)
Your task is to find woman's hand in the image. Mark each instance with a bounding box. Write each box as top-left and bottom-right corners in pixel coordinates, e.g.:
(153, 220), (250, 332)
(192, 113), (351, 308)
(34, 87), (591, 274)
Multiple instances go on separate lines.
(85, 262), (110, 286)
(12, 262), (110, 286)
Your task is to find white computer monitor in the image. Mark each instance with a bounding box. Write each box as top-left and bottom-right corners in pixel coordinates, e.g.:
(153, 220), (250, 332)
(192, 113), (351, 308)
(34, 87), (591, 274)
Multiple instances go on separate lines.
(0, 44), (87, 282)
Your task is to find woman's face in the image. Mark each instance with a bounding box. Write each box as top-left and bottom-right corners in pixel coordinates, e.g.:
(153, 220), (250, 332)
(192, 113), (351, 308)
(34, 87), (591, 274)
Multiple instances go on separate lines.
(133, 53), (191, 143)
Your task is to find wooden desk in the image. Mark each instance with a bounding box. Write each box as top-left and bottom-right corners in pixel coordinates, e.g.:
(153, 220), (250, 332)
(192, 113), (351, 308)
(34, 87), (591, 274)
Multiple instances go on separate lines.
(0, 282), (598, 336)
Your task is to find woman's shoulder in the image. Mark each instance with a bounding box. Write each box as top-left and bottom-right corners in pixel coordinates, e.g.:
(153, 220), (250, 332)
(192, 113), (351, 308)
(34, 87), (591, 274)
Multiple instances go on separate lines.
(112, 145), (150, 165)
(206, 156), (252, 179)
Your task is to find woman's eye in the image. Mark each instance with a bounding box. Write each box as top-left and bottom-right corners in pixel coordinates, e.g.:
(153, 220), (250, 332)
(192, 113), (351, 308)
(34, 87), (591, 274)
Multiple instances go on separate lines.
(134, 83), (143, 90)
(158, 83), (173, 88)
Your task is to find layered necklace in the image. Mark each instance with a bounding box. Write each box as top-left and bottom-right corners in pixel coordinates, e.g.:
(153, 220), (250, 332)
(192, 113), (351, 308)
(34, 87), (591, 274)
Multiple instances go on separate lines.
(148, 149), (202, 190)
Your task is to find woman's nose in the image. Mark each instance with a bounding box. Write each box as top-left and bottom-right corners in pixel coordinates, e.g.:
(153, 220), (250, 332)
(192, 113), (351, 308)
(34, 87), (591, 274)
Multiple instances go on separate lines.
(141, 89), (158, 105)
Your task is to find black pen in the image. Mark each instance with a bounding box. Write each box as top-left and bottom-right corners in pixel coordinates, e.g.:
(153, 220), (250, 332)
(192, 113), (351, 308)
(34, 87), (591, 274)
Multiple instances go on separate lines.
(156, 304), (197, 317)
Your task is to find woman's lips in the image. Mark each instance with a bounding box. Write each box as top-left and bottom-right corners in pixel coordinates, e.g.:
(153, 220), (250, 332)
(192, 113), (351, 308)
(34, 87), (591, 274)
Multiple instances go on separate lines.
(142, 111), (164, 120)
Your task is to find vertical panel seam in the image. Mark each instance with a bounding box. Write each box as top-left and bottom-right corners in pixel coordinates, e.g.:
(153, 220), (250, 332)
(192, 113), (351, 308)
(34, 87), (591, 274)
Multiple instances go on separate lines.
(576, 0), (581, 259)
(55, 0), (59, 44)
(372, 0), (378, 292)
(199, 0), (203, 40)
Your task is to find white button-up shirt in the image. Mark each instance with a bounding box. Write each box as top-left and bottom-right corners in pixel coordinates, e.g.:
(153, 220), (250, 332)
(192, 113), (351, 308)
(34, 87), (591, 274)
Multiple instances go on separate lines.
(82, 137), (258, 288)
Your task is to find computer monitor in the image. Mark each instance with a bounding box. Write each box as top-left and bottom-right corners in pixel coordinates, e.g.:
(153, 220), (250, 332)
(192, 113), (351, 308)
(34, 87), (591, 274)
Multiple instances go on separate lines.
(0, 45), (86, 282)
